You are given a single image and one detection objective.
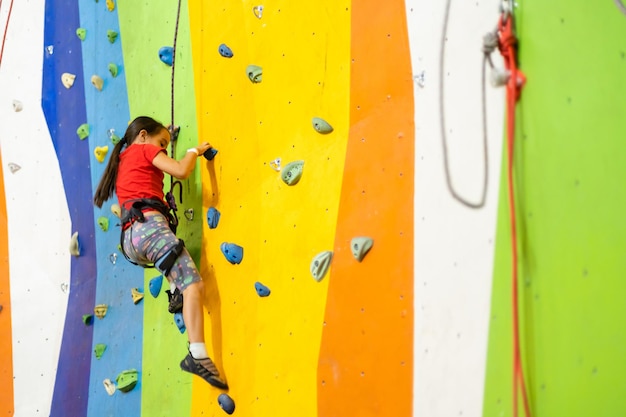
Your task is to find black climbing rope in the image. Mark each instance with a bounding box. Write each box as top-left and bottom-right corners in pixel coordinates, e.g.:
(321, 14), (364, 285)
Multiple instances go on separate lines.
(439, 0), (496, 209)
(615, 0), (626, 15)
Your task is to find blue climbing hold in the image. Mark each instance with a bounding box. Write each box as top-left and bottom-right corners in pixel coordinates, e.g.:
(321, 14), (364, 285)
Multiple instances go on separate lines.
(206, 207), (221, 229)
(149, 275), (163, 298)
(218, 43), (233, 58)
(174, 312), (186, 334)
(254, 282), (270, 297)
(220, 242), (243, 264)
(159, 46), (174, 66)
(203, 147), (218, 161)
(218, 393), (236, 415)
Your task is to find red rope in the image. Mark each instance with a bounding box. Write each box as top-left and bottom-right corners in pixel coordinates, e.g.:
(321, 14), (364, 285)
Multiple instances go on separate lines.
(0, 0), (14, 69)
(497, 13), (531, 417)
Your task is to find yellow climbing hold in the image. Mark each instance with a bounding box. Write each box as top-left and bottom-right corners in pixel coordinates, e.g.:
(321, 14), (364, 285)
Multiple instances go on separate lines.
(106, 0), (115, 11)
(110, 203), (121, 218)
(62, 73), (76, 89)
(94, 304), (108, 319)
(91, 75), (104, 91)
(94, 145), (109, 163)
(131, 288), (144, 305)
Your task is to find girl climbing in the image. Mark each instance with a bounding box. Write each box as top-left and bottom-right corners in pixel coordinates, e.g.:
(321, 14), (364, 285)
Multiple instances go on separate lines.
(93, 115), (228, 390)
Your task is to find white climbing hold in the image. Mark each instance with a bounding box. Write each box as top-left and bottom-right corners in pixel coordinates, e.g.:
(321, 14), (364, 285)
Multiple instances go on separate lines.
(490, 68), (510, 87)
(252, 5), (264, 18)
(351, 236), (374, 262)
(269, 157), (281, 171)
(7, 163), (21, 173)
(91, 75), (104, 91)
(310, 251), (333, 282)
(110, 203), (121, 218)
(60, 282), (69, 293)
(109, 253), (117, 265)
(69, 231), (80, 257)
(12, 100), (23, 112)
(61, 73), (76, 89)
(103, 378), (116, 396)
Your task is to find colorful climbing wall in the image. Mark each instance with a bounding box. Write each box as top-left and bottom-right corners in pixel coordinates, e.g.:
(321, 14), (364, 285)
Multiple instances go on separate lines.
(2, 0), (626, 416)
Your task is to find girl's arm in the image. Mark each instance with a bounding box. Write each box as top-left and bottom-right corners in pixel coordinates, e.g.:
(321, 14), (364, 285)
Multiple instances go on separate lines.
(152, 142), (213, 179)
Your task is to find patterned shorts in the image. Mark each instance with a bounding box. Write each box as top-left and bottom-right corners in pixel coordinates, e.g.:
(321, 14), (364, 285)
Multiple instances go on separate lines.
(122, 211), (202, 291)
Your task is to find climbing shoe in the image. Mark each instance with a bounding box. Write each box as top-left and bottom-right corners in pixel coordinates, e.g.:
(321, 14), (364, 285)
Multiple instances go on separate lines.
(166, 288), (183, 314)
(180, 353), (229, 390)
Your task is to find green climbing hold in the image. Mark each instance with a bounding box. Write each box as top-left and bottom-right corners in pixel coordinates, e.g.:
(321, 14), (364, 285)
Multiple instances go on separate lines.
(116, 369), (139, 393)
(76, 28), (86, 41)
(76, 124), (90, 140)
(312, 117), (334, 134)
(94, 343), (107, 359)
(108, 62), (118, 78)
(82, 314), (94, 325)
(97, 216), (109, 232)
(281, 160), (304, 185)
(107, 30), (118, 44)
(246, 65), (263, 83)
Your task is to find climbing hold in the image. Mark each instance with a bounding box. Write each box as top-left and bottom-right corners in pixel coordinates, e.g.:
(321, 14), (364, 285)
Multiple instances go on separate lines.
(206, 207), (221, 229)
(252, 5), (264, 18)
(82, 314), (94, 325)
(108, 62), (118, 78)
(115, 369), (139, 393)
(220, 242), (243, 264)
(69, 231), (80, 256)
(94, 343), (107, 359)
(110, 203), (121, 218)
(218, 43), (234, 58)
(254, 282), (270, 297)
(310, 251), (333, 282)
(269, 157), (281, 171)
(149, 275), (163, 298)
(91, 75), (104, 91)
(490, 68), (510, 87)
(76, 28), (86, 41)
(106, 0), (115, 11)
(174, 312), (186, 333)
(131, 288), (144, 304)
(76, 123), (90, 140)
(109, 253), (117, 264)
(61, 73), (76, 89)
(103, 379), (116, 396)
(94, 145), (109, 163)
(12, 100), (23, 112)
(203, 147), (218, 161)
(45, 45), (54, 56)
(281, 160), (304, 185)
(159, 46), (174, 66)
(60, 282), (69, 293)
(351, 236), (374, 262)
(107, 30), (118, 43)
(312, 117), (334, 134)
(97, 216), (109, 232)
(94, 304), (108, 319)
(184, 208), (194, 221)
(0, 305), (2, 313)
(8, 163), (20, 173)
(246, 65), (263, 83)
(218, 393), (236, 415)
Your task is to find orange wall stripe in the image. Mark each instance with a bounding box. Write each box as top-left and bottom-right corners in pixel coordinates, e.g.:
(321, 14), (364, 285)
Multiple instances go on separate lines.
(0, 154), (14, 415)
(317, 1), (415, 416)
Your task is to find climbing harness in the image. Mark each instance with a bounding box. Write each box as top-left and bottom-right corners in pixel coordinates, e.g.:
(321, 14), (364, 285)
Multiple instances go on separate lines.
(495, 4), (532, 417)
(165, 0), (184, 227)
(0, 0), (15, 69)
(616, 0), (626, 15)
(439, 0), (492, 209)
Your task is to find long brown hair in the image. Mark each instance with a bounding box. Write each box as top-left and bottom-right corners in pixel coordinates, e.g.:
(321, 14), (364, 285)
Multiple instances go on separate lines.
(93, 116), (167, 207)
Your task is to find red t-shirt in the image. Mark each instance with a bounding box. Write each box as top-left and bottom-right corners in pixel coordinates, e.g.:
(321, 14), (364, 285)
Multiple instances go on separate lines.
(116, 143), (166, 210)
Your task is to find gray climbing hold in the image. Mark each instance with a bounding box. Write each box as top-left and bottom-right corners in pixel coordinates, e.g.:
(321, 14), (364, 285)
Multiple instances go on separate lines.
(281, 160), (304, 185)
(12, 100), (22, 112)
(8, 163), (20, 173)
(108, 62), (118, 77)
(246, 65), (263, 83)
(254, 282), (270, 297)
(107, 30), (118, 44)
(310, 251), (333, 282)
(76, 28), (86, 41)
(159, 46), (174, 66)
(77, 123), (90, 140)
(312, 117), (333, 134)
(218, 44), (233, 58)
(351, 236), (373, 262)
(218, 393), (236, 414)
(97, 216), (109, 232)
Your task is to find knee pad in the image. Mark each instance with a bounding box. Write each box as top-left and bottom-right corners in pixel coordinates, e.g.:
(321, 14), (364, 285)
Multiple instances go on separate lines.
(154, 239), (185, 277)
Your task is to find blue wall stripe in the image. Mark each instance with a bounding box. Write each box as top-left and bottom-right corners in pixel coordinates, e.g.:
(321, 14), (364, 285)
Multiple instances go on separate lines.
(77, 2), (144, 416)
(42, 1), (96, 416)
